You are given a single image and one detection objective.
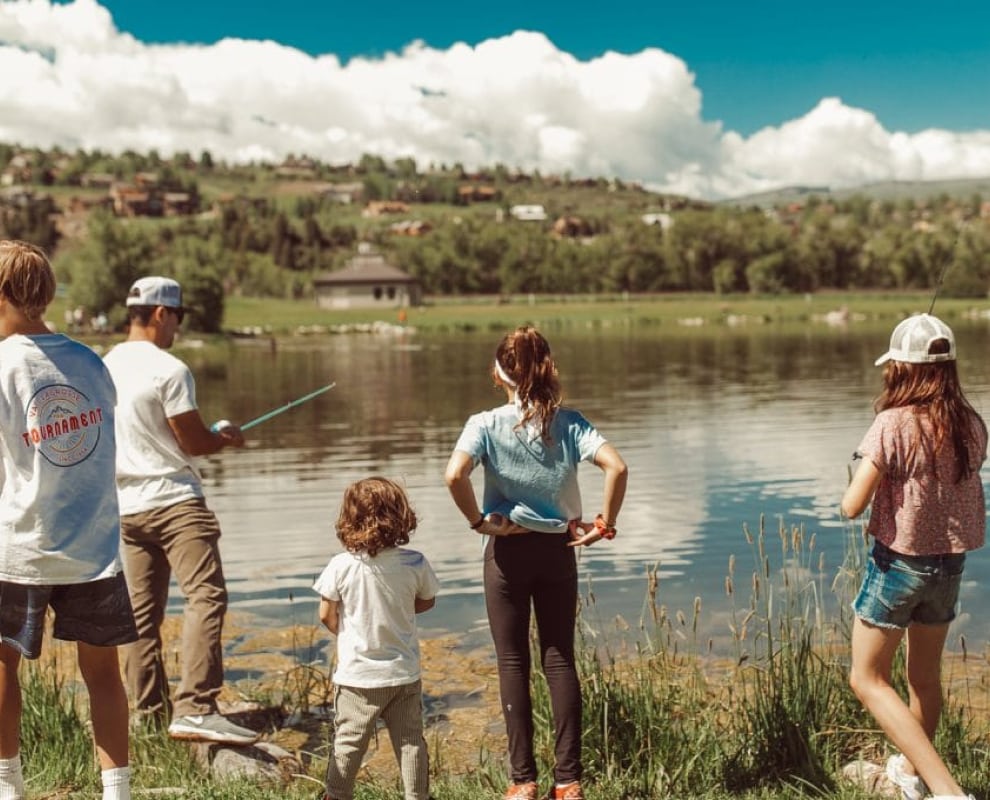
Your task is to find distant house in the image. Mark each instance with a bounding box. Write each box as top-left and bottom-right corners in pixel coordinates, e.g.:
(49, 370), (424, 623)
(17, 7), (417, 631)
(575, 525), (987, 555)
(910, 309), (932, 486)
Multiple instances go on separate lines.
(134, 171), (160, 188)
(275, 156), (318, 180)
(80, 172), (115, 189)
(163, 192), (195, 216)
(510, 204), (547, 221)
(111, 184), (160, 217)
(641, 212), (673, 230)
(0, 187), (36, 208)
(389, 220), (432, 236)
(552, 215), (593, 238)
(362, 200), (410, 217)
(457, 184), (498, 203)
(313, 246), (422, 309)
(320, 182), (364, 204)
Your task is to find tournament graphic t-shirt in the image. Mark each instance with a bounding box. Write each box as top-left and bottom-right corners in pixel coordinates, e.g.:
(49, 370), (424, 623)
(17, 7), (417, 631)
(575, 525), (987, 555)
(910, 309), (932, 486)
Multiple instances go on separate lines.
(0, 334), (122, 584)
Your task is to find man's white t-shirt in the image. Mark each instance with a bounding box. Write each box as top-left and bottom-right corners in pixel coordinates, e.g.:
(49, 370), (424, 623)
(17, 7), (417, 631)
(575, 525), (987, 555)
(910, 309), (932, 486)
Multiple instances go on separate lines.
(103, 340), (203, 515)
(313, 547), (439, 689)
(0, 334), (122, 584)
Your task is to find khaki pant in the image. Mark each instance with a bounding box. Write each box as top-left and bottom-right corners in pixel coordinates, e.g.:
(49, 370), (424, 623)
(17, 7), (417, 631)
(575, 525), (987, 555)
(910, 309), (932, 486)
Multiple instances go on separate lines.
(325, 680), (429, 800)
(120, 498), (227, 718)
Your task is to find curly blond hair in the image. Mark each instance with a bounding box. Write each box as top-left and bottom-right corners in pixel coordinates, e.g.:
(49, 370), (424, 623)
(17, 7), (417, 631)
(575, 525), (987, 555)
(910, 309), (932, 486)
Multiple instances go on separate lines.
(335, 476), (418, 557)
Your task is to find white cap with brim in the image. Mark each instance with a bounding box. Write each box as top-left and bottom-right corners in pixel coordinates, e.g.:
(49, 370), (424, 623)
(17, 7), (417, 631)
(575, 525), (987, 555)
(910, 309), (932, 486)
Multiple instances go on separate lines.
(126, 276), (183, 309)
(874, 313), (956, 366)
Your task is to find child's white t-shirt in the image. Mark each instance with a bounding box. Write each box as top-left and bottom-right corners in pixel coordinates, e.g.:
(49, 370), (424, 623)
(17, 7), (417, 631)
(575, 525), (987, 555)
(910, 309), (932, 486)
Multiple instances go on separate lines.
(313, 547), (439, 689)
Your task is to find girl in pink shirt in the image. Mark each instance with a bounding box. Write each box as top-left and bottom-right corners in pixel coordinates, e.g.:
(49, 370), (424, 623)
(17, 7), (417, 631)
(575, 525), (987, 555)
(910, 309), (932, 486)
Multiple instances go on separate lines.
(842, 313), (987, 800)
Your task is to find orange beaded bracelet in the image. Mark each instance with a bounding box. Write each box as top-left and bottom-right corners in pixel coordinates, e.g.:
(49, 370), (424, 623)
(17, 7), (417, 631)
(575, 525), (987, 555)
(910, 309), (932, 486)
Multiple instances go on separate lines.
(595, 514), (617, 540)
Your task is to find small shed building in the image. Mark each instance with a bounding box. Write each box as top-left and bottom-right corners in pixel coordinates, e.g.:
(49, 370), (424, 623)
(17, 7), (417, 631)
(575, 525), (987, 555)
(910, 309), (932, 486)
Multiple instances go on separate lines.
(313, 247), (422, 309)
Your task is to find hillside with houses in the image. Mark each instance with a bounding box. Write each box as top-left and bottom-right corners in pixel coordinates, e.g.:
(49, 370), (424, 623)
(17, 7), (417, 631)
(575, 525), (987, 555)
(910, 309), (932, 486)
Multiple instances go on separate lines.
(1, 142), (989, 331)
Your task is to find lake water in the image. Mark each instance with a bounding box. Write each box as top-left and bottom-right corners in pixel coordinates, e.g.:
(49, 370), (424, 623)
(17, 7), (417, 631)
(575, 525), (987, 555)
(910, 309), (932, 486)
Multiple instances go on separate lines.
(179, 315), (990, 657)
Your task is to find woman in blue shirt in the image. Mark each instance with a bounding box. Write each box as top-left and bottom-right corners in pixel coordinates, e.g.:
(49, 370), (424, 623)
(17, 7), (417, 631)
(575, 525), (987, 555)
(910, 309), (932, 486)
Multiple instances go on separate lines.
(445, 326), (628, 800)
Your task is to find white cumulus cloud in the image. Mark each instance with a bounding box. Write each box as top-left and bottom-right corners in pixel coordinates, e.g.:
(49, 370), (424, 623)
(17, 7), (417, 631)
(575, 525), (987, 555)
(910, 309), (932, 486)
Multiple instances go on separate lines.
(1, 0), (989, 200)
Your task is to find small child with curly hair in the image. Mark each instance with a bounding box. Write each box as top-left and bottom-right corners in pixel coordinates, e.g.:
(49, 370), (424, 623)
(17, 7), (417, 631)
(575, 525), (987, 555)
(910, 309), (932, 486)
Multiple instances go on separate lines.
(314, 477), (439, 800)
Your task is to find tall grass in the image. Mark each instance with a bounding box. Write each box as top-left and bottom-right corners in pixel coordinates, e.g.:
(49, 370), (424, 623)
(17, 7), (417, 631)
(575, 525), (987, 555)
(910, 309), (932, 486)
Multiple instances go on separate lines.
(19, 654), (96, 793)
(15, 515), (990, 799)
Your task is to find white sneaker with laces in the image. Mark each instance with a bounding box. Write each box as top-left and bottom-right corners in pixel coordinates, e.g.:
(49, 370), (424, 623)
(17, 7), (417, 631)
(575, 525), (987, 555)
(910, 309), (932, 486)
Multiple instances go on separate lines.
(885, 754), (926, 800)
(167, 713), (259, 745)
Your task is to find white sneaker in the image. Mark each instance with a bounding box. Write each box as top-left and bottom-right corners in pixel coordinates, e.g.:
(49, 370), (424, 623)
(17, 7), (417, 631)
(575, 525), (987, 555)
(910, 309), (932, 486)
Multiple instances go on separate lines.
(885, 754), (926, 800)
(167, 713), (259, 745)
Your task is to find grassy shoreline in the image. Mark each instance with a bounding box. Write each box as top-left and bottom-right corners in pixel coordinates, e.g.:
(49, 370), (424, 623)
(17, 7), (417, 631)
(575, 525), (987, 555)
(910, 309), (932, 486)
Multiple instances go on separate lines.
(20, 517), (990, 799)
(220, 292), (988, 336)
(47, 291), (989, 340)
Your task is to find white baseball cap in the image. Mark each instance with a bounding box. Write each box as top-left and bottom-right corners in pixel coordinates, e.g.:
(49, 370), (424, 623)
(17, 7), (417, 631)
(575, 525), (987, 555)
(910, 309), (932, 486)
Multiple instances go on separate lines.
(126, 276), (183, 309)
(874, 313), (956, 366)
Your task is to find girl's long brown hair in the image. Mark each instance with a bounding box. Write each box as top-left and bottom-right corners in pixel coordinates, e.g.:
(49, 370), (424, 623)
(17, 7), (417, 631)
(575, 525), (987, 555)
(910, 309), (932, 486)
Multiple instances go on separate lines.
(336, 477), (417, 557)
(875, 338), (987, 482)
(493, 326), (562, 442)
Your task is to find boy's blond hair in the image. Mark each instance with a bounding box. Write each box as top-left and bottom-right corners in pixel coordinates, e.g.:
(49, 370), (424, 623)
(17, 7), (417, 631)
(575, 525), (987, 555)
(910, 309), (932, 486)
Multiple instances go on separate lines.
(0, 240), (56, 321)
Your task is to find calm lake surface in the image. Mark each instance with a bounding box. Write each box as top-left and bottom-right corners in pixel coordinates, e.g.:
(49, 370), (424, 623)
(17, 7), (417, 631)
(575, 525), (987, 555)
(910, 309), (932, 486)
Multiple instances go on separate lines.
(178, 315), (990, 657)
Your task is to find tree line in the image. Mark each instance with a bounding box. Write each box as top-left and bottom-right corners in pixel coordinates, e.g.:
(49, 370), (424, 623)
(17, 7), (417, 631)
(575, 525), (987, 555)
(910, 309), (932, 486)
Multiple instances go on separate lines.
(1, 145), (988, 331)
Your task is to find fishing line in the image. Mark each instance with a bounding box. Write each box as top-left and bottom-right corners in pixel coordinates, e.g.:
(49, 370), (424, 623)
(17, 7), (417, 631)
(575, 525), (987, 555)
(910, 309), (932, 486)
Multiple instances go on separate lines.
(928, 224), (966, 314)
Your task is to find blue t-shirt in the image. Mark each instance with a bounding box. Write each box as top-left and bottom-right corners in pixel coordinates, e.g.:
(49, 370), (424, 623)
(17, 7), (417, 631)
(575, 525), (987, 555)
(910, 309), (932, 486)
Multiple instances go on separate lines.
(453, 404), (606, 533)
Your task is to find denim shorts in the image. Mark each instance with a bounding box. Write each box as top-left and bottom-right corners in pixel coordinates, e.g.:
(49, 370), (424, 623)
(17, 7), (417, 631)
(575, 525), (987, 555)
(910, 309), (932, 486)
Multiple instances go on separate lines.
(0, 572), (137, 659)
(852, 541), (965, 629)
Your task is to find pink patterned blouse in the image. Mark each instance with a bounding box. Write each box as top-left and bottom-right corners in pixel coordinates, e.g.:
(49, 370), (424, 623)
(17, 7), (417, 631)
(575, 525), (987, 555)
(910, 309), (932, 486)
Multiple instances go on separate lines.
(858, 406), (988, 555)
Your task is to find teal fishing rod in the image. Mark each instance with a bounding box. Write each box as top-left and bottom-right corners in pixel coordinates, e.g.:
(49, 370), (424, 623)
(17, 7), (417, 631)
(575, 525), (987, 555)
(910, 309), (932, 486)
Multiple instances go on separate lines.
(212, 382), (336, 432)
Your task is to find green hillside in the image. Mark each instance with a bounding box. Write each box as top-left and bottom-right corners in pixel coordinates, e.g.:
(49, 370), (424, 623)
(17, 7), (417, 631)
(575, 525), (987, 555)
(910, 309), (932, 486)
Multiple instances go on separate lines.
(1, 143), (989, 333)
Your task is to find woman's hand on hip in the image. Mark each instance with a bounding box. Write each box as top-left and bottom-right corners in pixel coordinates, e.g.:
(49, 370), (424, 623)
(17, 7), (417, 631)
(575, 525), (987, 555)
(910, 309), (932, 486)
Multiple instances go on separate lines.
(476, 513), (529, 537)
(567, 518), (601, 547)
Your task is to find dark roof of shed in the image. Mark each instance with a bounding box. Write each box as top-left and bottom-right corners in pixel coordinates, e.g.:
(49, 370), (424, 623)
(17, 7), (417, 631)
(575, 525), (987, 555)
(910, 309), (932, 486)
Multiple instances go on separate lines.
(313, 252), (418, 285)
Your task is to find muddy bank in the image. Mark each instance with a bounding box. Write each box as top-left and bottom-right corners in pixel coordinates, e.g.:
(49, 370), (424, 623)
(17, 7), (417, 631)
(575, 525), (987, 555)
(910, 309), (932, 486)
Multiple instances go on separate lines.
(217, 616), (505, 781)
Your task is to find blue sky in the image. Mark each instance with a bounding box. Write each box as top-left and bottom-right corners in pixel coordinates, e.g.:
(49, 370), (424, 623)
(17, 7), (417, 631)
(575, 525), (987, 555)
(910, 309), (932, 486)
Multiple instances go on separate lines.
(4, 0), (990, 198)
(70, 0), (990, 135)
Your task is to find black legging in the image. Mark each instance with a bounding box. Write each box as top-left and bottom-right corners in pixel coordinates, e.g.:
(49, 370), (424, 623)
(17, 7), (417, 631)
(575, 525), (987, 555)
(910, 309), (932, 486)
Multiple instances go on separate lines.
(484, 532), (581, 784)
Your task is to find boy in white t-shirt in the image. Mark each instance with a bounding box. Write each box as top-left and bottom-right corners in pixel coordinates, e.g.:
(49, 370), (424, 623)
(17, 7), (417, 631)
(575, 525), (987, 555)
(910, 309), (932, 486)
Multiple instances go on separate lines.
(0, 240), (137, 800)
(313, 477), (439, 800)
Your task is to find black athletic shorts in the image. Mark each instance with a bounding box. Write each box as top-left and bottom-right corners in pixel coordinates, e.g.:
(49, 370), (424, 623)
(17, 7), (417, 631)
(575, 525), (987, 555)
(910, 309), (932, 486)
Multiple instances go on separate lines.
(0, 572), (137, 659)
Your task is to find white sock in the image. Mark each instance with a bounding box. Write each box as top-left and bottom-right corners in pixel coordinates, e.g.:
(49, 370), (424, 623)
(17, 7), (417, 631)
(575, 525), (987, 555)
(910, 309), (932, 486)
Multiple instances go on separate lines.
(101, 766), (131, 800)
(0, 756), (24, 800)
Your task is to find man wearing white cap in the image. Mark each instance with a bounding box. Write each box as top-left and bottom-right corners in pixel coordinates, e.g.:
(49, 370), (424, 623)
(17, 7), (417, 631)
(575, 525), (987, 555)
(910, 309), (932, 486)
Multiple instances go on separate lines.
(103, 277), (259, 745)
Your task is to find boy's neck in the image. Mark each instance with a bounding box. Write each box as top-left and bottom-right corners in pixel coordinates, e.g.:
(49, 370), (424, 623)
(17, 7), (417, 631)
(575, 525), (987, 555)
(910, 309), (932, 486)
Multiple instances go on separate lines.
(0, 299), (52, 338)
(14, 320), (52, 336)
(0, 319), (51, 337)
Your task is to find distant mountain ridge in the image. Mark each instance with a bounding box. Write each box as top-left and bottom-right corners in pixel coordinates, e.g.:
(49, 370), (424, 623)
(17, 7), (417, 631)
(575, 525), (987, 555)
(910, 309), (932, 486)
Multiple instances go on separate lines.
(722, 176), (990, 208)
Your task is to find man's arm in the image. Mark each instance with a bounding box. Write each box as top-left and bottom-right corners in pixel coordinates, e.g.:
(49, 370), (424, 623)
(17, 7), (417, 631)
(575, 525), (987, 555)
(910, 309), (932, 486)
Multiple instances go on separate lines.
(167, 410), (245, 456)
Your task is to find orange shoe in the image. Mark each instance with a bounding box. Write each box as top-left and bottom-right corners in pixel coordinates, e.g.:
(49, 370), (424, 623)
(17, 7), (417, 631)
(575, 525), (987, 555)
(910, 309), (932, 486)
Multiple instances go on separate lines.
(504, 782), (538, 800)
(552, 782), (584, 800)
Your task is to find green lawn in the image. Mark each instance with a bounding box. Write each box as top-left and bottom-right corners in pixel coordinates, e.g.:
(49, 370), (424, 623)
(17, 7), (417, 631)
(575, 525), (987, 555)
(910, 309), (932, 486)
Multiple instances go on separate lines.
(217, 292), (987, 336)
(44, 290), (986, 340)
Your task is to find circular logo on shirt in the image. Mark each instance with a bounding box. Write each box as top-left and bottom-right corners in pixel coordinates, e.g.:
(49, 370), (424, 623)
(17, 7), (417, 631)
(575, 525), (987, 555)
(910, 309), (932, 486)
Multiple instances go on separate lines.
(25, 384), (103, 467)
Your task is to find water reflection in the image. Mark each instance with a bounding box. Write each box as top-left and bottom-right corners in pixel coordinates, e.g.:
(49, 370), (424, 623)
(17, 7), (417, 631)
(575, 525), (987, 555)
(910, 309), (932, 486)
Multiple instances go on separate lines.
(181, 319), (990, 652)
